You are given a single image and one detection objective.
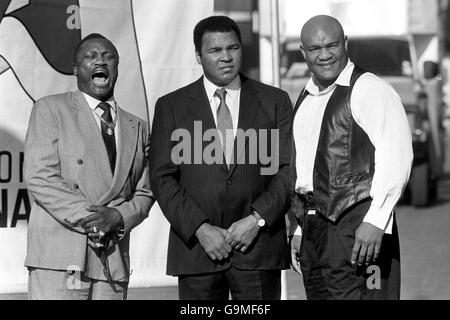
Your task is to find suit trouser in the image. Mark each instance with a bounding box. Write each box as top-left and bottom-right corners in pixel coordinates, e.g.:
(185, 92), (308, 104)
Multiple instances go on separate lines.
(28, 267), (128, 300)
(299, 199), (401, 300)
(178, 266), (281, 300)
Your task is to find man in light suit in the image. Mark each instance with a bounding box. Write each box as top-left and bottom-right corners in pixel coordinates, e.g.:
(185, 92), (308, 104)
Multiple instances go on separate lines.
(24, 33), (154, 300)
(149, 16), (292, 300)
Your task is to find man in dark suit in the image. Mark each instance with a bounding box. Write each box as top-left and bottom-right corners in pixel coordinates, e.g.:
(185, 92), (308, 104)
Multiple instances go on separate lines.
(149, 16), (292, 300)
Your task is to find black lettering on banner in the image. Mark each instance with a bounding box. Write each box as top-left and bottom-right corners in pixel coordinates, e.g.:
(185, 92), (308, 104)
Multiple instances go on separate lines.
(0, 189), (31, 228)
(0, 151), (12, 183)
(0, 151), (31, 227)
(0, 189), (6, 227)
(19, 152), (24, 183)
(10, 189), (31, 227)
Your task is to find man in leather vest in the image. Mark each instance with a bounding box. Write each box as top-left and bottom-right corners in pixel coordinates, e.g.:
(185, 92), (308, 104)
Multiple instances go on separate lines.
(288, 15), (413, 299)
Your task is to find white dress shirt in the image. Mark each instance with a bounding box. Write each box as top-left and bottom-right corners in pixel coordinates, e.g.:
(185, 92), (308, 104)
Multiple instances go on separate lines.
(203, 75), (241, 138)
(293, 60), (413, 234)
(82, 92), (120, 150)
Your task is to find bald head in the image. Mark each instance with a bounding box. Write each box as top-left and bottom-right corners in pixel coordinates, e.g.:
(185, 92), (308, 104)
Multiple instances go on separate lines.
(299, 15), (348, 91)
(300, 15), (345, 47)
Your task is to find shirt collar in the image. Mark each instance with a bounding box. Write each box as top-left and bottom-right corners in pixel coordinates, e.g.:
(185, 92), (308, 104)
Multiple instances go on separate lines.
(203, 74), (241, 103)
(81, 92), (116, 113)
(305, 59), (354, 96)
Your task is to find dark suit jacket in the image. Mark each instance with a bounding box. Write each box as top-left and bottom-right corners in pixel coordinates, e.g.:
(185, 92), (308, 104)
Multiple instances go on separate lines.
(149, 75), (292, 275)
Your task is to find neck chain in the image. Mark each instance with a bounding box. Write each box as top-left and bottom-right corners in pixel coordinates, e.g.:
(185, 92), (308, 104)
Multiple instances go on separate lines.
(93, 110), (117, 136)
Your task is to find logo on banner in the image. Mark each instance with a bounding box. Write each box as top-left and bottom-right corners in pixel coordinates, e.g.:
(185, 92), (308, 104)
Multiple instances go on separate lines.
(0, 0), (81, 96)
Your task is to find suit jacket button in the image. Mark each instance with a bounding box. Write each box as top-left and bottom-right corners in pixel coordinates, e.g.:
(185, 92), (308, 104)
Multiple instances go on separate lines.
(77, 159), (83, 165)
(227, 180), (232, 185)
(74, 183), (79, 189)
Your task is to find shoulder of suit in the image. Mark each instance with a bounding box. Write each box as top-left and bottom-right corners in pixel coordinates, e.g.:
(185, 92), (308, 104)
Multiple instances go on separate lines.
(158, 78), (201, 102)
(35, 91), (73, 105)
(118, 107), (148, 128)
(33, 91), (77, 113)
(243, 77), (289, 98)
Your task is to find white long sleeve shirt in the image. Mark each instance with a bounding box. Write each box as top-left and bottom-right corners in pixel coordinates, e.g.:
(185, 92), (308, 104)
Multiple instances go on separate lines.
(293, 60), (413, 234)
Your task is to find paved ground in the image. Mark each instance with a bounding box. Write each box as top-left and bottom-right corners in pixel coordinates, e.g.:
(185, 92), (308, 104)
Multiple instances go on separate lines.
(397, 175), (450, 299)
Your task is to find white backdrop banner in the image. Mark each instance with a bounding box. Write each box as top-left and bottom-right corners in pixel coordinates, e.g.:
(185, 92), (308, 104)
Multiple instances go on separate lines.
(0, 0), (213, 293)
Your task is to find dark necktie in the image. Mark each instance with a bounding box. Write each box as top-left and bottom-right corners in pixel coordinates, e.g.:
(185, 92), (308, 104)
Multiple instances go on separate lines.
(97, 102), (116, 175)
(215, 88), (234, 167)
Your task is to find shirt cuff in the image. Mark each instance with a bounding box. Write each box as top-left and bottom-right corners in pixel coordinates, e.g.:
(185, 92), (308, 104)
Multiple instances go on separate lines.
(362, 202), (394, 234)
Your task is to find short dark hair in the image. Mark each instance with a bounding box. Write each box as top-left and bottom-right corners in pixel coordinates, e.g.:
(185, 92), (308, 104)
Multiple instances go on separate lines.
(193, 15), (241, 53)
(73, 33), (118, 62)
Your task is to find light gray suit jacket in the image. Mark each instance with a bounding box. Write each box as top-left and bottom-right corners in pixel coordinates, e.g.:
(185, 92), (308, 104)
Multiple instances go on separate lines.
(24, 90), (154, 281)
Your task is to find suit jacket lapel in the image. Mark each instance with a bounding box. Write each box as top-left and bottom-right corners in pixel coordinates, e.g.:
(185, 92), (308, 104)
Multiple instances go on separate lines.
(293, 86), (308, 116)
(228, 76), (259, 178)
(99, 106), (138, 204)
(188, 76), (217, 131)
(72, 91), (113, 191)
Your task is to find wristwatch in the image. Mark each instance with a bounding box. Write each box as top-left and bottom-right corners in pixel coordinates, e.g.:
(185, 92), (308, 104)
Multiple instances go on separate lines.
(252, 212), (266, 228)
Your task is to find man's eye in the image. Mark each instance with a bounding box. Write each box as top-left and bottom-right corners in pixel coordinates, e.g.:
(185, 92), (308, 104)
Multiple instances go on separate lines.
(84, 53), (97, 59)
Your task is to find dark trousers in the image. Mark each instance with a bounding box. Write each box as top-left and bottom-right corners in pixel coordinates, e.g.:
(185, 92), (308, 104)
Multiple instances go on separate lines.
(178, 266), (281, 300)
(300, 199), (401, 300)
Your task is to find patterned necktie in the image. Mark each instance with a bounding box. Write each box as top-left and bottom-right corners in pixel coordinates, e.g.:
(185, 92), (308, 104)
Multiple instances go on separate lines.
(97, 102), (116, 175)
(215, 88), (234, 167)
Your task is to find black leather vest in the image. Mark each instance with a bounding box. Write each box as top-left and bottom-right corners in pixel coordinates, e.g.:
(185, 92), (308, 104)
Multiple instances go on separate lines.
(293, 66), (375, 222)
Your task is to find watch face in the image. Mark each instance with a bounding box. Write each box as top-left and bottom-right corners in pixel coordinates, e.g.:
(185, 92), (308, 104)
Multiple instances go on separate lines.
(258, 219), (266, 227)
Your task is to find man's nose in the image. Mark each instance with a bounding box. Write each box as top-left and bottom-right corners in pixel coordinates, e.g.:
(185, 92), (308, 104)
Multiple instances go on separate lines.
(318, 48), (332, 61)
(221, 51), (233, 62)
(94, 55), (107, 65)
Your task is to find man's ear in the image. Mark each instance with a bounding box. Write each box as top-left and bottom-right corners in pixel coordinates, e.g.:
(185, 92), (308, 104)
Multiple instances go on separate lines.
(344, 35), (348, 51)
(195, 50), (202, 65)
(73, 64), (78, 76)
(299, 43), (306, 59)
